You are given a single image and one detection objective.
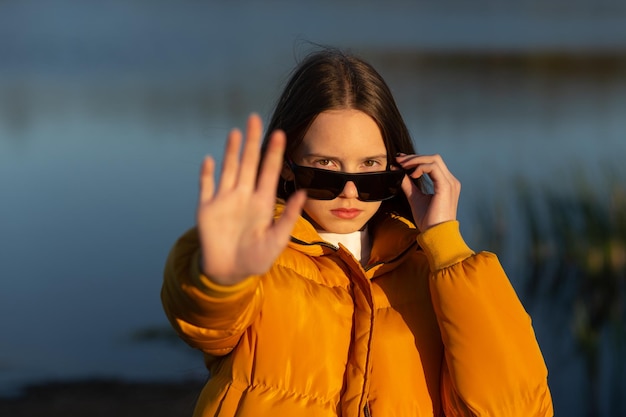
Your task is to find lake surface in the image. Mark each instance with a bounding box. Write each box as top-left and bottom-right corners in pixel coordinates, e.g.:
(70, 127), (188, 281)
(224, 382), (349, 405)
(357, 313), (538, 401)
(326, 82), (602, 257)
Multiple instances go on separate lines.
(1, 2), (626, 415)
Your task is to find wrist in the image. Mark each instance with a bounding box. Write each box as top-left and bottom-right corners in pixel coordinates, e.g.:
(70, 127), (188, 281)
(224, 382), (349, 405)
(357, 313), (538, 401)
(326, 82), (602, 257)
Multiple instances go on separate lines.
(417, 221), (474, 271)
(197, 253), (249, 287)
(193, 252), (259, 296)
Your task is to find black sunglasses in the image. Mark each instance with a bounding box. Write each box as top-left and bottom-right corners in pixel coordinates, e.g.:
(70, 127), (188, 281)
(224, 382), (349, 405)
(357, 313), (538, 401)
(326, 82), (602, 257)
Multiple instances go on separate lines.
(288, 162), (406, 202)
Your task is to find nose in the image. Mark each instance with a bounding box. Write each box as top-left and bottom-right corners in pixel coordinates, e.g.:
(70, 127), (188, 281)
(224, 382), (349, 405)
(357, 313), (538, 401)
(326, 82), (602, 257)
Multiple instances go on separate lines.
(339, 180), (359, 199)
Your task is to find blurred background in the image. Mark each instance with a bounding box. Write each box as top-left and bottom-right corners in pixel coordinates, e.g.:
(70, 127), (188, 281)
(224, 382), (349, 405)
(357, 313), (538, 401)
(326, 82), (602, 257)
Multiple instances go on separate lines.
(1, 0), (625, 416)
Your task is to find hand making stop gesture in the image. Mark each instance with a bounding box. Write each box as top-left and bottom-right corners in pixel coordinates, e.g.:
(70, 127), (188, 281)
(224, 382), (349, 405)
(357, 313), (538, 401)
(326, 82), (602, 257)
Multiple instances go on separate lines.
(197, 114), (306, 286)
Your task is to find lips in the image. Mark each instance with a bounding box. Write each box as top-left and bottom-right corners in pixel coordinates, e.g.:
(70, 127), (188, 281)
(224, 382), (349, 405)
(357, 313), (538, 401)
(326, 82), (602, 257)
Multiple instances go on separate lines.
(330, 208), (362, 220)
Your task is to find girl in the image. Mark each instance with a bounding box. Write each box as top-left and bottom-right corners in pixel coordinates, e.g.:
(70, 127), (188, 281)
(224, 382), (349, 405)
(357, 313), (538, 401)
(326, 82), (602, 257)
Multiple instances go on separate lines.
(162, 48), (553, 416)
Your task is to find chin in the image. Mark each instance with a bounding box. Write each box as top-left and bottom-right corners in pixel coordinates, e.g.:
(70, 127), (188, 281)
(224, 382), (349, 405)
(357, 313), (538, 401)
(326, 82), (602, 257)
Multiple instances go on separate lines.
(319, 220), (368, 234)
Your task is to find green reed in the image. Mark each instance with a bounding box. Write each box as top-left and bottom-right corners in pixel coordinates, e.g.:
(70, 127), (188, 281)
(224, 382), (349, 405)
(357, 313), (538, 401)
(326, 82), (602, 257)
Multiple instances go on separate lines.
(482, 173), (626, 417)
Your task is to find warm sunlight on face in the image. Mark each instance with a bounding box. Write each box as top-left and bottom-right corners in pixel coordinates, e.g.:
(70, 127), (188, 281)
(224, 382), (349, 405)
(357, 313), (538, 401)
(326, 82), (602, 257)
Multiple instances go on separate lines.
(292, 109), (387, 233)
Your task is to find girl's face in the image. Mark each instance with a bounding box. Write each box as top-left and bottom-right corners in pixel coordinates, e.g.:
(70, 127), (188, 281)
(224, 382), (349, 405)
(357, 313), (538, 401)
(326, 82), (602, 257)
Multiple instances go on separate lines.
(289, 109), (387, 234)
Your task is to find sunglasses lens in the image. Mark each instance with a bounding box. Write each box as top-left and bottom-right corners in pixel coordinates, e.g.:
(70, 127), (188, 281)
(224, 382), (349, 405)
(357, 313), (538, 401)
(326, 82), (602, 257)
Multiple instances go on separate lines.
(291, 164), (405, 202)
(355, 171), (404, 201)
(293, 166), (342, 200)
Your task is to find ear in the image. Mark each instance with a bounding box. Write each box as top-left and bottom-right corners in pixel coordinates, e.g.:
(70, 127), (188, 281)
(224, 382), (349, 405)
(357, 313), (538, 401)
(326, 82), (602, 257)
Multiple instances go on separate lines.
(281, 162), (295, 181)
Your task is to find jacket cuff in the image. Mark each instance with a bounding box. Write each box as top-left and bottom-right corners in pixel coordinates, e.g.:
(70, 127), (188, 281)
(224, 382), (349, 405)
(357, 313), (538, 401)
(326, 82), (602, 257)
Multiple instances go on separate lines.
(190, 251), (260, 299)
(417, 221), (475, 272)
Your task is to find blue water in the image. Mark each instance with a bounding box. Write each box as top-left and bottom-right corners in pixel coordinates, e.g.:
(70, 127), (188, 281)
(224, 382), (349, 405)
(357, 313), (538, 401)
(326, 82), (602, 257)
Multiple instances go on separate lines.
(1, 1), (626, 415)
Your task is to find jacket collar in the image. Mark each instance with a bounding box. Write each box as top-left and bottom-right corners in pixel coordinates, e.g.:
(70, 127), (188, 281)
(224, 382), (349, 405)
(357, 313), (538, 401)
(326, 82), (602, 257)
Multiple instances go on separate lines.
(367, 211), (419, 266)
(274, 202), (420, 265)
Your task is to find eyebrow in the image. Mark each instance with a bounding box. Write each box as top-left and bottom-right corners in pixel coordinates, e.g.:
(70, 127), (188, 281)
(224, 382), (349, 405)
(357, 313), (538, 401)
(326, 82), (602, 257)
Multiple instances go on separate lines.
(302, 153), (388, 161)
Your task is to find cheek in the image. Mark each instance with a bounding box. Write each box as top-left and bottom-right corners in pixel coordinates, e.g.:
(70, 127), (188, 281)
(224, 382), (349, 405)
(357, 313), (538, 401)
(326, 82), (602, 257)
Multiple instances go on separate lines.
(302, 199), (327, 220)
(365, 202), (383, 220)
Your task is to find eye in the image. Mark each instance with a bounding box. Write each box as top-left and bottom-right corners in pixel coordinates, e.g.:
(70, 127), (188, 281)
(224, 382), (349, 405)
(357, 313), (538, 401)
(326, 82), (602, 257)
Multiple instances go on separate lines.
(363, 160), (382, 168)
(315, 159), (332, 167)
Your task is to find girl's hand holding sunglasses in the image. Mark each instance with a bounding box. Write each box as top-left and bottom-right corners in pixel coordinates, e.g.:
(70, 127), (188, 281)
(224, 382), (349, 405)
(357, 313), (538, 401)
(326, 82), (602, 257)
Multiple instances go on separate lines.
(395, 153), (461, 233)
(196, 114), (307, 286)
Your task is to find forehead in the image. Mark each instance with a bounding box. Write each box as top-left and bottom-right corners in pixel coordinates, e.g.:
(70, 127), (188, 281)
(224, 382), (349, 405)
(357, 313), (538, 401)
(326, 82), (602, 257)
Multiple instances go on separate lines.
(298, 109), (387, 158)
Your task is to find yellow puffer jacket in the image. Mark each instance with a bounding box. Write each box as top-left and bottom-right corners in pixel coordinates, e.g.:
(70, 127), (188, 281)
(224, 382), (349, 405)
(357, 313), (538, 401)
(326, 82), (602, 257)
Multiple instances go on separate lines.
(162, 205), (553, 417)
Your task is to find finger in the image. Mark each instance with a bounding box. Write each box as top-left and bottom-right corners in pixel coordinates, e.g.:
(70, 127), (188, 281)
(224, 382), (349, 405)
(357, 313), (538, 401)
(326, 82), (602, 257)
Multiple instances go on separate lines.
(395, 154), (424, 178)
(238, 114), (263, 188)
(256, 129), (286, 197)
(218, 128), (243, 192)
(410, 162), (437, 180)
(199, 156), (216, 204)
(400, 174), (420, 197)
(395, 154), (433, 170)
(396, 154), (455, 185)
(411, 164), (459, 200)
(396, 153), (445, 167)
(272, 190), (306, 239)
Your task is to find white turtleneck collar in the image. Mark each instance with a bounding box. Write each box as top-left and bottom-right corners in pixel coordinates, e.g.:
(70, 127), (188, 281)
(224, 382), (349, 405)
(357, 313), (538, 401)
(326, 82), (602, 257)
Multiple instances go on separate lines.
(317, 226), (372, 266)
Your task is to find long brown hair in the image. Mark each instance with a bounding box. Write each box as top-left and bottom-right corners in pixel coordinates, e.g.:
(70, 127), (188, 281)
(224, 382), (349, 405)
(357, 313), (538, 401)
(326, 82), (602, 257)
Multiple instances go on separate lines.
(262, 47), (422, 221)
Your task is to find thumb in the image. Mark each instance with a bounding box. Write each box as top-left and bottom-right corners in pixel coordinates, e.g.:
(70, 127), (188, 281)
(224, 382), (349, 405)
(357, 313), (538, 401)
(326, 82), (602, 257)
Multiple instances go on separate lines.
(401, 176), (431, 229)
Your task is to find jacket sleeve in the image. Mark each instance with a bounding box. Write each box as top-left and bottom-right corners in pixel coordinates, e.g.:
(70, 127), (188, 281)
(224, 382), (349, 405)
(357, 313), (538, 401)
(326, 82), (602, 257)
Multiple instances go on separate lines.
(161, 228), (263, 356)
(417, 221), (553, 417)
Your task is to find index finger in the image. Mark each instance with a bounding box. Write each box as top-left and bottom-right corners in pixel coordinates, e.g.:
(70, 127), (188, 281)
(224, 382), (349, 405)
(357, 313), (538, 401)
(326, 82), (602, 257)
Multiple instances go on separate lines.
(256, 129), (286, 196)
(237, 114), (264, 188)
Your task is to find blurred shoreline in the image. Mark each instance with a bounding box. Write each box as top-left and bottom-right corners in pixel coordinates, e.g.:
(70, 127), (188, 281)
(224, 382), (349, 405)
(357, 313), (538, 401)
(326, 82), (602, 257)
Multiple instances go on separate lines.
(0, 377), (205, 417)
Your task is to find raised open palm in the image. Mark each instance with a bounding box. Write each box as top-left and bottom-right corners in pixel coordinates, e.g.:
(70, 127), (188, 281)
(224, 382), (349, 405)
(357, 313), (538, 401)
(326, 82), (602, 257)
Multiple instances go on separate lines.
(197, 114), (306, 286)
